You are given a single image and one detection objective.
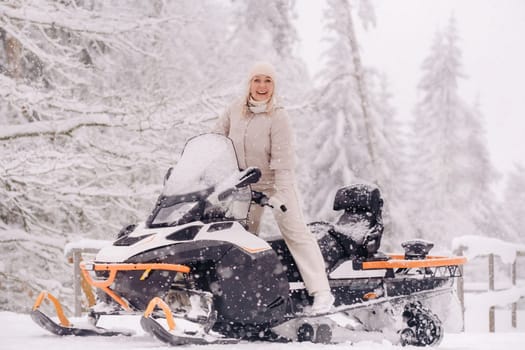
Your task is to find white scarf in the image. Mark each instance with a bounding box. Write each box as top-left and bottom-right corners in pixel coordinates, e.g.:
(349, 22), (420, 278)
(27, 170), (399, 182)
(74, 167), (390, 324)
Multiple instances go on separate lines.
(248, 96), (269, 114)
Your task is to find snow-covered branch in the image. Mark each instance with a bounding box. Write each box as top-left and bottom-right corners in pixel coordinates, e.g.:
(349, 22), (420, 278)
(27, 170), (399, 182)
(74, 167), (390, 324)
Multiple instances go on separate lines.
(0, 2), (184, 36)
(0, 115), (113, 140)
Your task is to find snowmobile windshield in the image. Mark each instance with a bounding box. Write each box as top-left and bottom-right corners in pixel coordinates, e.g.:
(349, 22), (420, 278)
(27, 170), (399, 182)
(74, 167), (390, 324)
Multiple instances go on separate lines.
(163, 133), (240, 195)
(147, 134), (252, 227)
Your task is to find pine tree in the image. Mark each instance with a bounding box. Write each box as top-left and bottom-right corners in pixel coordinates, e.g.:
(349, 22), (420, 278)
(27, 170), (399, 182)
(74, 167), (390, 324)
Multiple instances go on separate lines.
(300, 0), (405, 235)
(301, 0), (370, 219)
(408, 16), (499, 248)
(366, 72), (417, 246)
(210, 0), (308, 106)
(502, 164), (525, 242)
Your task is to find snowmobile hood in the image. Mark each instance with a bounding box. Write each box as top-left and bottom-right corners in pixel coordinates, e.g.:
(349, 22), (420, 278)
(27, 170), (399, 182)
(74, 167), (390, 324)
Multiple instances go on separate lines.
(95, 221), (271, 262)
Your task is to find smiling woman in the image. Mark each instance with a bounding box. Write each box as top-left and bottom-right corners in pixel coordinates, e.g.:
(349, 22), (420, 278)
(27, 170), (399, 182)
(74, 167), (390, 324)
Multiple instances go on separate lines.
(211, 61), (335, 314)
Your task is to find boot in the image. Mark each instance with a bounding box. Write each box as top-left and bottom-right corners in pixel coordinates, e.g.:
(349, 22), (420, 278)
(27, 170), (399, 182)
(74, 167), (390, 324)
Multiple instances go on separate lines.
(310, 290), (335, 314)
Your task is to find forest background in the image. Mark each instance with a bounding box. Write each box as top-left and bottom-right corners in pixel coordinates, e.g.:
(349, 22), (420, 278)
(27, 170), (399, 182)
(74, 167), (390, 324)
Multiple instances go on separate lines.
(1, 0), (524, 313)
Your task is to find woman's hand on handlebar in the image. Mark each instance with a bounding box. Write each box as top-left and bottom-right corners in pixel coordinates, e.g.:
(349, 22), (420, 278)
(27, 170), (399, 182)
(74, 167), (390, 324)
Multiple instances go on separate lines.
(251, 191), (287, 212)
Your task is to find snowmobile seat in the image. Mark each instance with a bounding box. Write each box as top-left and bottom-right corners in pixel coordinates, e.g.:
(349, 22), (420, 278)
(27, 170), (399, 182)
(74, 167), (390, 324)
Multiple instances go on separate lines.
(269, 184), (387, 282)
(310, 222), (348, 270)
(331, 184), (385, 260)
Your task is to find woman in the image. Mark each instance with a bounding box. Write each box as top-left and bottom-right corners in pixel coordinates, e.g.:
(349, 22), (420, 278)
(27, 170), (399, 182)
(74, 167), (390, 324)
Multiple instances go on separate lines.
(213, 61), (334, 314)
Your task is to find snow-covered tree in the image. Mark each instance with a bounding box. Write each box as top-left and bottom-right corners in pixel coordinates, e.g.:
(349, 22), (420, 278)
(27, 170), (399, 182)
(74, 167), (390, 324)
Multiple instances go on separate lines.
(208, 0), (309, 107)
(0, 0), (312, 313)
(0, 1), (233, 235)
(407, 16), (500, 248)
(299, 0), (407, 244)
(365, 73), (417, 246)
(502, 164), (525, 242)
(0, 0), (231, 312)
(300, 0), (374, 219)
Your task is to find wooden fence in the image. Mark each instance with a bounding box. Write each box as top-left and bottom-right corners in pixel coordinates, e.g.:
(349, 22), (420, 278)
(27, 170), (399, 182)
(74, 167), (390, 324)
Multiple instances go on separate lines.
(455, 248), (525, 332)
(64, 242), (109, 317)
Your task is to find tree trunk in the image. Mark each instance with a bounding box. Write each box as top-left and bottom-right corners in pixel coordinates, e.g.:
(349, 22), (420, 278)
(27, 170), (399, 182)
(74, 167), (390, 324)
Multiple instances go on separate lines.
(345, 2), (376, 166)
(4, 33), (22, 79)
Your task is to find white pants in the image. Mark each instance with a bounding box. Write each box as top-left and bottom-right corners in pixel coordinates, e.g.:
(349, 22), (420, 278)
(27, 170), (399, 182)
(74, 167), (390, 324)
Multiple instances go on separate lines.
(248, 184), (331, 296)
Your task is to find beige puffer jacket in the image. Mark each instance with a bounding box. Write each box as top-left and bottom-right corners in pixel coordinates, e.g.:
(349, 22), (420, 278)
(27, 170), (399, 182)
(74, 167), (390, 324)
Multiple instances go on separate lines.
(213, 99), (296, 193)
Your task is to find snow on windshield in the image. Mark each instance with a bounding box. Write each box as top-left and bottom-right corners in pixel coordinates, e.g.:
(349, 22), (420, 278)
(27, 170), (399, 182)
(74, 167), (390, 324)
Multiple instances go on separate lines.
(163, 134), (240, 196)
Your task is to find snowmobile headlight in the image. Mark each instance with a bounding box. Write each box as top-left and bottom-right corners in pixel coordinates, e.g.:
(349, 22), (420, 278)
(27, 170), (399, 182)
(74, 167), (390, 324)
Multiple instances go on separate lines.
(113, 233), (154, 246)
(82, 262), (95, 271)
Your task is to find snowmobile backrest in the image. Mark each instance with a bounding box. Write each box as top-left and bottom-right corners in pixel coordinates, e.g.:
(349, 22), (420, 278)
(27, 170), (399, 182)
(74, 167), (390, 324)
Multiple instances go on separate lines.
(332, 184), (385, 258)
(333, 184), (383, 216)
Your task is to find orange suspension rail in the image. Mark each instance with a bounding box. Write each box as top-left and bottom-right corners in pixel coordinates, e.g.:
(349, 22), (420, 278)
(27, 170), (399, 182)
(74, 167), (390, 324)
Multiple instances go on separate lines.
(362, 255), (467, 270)
(144, 297), (177, 331)
(80, 262), (191, 311)
(32, 291), (71, 327)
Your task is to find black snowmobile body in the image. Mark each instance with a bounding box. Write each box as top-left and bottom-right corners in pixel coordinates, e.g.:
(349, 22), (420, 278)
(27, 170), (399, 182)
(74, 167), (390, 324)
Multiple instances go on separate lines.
(31, 133), (466, 346)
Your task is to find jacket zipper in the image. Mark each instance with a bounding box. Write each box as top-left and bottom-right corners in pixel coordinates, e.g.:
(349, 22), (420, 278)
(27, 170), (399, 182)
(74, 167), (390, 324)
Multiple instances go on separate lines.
(243, 112), (255, 169)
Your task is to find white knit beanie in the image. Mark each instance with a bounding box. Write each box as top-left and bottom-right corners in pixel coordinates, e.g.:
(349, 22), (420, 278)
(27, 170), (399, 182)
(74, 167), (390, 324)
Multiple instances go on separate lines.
(248, 61), (276, 82)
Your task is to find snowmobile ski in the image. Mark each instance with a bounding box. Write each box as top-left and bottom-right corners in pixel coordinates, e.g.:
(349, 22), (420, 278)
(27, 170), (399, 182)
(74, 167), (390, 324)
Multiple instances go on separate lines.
(30, 309), (134, 336)
(140, 297), (238, 345)
(31, 291), (134, 337)
(140, 316), (238, 346)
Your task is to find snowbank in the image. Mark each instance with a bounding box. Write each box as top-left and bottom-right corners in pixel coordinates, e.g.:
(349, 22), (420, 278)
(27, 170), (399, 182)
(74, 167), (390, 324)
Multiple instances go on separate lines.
(452, 235), (525, 264)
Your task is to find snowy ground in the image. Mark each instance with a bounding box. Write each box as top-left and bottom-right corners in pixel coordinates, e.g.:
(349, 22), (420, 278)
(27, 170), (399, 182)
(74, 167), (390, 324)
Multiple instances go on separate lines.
(1, 311), (524, 350)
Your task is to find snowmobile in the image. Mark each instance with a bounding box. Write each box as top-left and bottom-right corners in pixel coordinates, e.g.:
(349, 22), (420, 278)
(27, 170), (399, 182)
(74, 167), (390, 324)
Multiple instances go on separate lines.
(31, 133), (466, 346)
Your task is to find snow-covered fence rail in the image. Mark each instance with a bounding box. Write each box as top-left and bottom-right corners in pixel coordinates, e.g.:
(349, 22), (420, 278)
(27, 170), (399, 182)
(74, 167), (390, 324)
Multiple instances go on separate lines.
(64, 239), (112, 317)
(453, 235), (525, 332)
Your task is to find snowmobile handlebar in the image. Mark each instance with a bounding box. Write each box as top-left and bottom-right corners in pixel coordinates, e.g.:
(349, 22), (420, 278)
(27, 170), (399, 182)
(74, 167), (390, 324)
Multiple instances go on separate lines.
(237, 167), (261, 188)
(217, 167), (262, 201)
(251, 190), (287, 212)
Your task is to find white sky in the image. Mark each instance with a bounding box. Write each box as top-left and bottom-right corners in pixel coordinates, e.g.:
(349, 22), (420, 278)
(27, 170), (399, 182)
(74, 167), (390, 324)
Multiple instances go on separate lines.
(295, 0), (525, 179)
